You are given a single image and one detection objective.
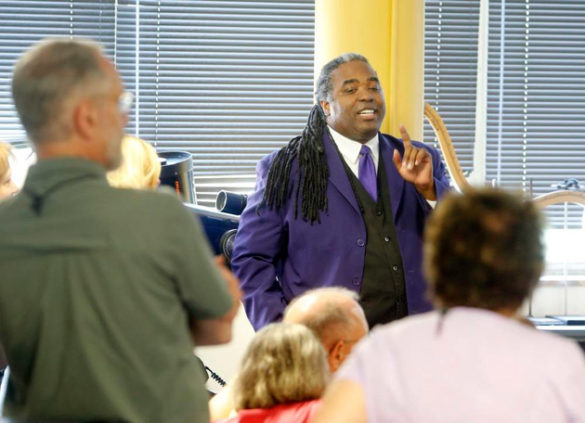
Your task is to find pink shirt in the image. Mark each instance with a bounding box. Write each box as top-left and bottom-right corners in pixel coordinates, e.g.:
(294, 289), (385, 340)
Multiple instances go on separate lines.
(214, 399), (321, 423)
(337, 308), (585, 423)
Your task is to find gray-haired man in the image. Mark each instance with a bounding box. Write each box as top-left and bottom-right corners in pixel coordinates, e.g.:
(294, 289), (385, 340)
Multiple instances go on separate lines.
(0, 38), (240, 423)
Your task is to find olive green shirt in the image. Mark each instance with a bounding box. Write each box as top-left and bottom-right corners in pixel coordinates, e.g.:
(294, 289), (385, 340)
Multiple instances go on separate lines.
(0, 158), (232, 423)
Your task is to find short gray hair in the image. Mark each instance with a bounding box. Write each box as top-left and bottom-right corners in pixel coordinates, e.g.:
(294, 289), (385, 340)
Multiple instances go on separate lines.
(232, 323), (329, 410)
(12, 38), (108, 144)
(315, 53), (370, 103)
(283, 287), (364, 344)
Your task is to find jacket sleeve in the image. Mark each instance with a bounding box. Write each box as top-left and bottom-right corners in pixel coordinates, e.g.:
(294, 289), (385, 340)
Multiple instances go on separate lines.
(429, 143), (451, 200)
(230, 153), (288, 330)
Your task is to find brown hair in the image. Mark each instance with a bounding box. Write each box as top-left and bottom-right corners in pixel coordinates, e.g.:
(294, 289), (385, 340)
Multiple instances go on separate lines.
(424, 187), (544, 311)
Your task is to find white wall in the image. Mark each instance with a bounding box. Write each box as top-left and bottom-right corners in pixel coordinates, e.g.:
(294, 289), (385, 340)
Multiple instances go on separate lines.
(195, 304), (255, 392)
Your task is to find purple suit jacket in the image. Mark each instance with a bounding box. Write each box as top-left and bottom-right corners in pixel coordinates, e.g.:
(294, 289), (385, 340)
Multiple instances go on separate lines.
(231, 131), (450, 330)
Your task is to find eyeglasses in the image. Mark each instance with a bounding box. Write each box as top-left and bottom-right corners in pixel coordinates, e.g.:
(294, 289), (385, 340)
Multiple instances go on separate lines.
(118, 91), (134, 114)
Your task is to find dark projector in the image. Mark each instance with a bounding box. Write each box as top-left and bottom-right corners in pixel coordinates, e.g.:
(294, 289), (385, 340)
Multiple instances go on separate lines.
(184, 203), (240, 263)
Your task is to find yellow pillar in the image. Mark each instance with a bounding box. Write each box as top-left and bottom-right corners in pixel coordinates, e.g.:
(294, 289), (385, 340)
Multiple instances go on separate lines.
(315, 0), (424, 139)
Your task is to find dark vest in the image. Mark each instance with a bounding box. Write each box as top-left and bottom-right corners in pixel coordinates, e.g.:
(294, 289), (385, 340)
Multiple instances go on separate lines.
(343, 153), (408, 328)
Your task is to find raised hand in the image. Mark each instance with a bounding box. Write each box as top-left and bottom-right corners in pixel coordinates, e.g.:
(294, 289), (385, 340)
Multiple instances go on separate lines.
(392, 125), (436, 200)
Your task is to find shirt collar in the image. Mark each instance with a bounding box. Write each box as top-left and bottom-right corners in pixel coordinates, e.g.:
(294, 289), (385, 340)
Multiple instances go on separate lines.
(327, 126), (379, 166)
(24, 157), (107, 196)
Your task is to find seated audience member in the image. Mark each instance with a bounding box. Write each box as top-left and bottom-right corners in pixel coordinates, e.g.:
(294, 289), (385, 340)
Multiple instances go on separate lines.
(0, 142), (19, 200)
(213, 323), (329, 423)
(106, 135), (161, 189)
(208, 287), (368, 421)
(313, 188), (585, 423)
(283, 287), (368, 372)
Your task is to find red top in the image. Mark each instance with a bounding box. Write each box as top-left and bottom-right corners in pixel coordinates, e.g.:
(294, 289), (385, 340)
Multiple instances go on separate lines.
(214, 399), (322, 423)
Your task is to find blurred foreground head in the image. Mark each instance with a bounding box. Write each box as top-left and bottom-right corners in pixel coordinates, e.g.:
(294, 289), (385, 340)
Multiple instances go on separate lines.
(424, 187), (544, 313)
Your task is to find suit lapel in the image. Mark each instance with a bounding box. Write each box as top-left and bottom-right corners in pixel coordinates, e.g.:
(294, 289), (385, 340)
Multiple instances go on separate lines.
(322, 130), (362, 215)
(379, 134), (405, 221)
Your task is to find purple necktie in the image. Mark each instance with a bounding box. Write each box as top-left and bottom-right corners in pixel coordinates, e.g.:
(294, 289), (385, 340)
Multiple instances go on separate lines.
(358, 145), (377, 202)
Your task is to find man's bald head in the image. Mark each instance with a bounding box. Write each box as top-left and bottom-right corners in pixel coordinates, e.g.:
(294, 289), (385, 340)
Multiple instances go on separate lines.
(283, 287), (368, 372)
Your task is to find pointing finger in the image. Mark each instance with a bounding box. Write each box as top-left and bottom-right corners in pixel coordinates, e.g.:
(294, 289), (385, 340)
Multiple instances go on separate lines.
(400, 124), (412, 146)
(400, 125), (414, 169)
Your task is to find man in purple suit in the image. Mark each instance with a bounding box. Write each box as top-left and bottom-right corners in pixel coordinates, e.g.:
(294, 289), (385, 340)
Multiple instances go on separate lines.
(231, 53), (450, 330)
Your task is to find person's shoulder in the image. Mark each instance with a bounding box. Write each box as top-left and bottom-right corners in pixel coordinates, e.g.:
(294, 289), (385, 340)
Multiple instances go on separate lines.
(459, 308), (583, 357)
(261, 150), (279, 165)
(107, 185), (189, 216)
(379, 132), (401, 145)
(516, 324), (585, 378)
(107, 184), (174, 202)
(349, 312), (437, 357)
(0, 195), (16, 214)
(374, 310), (438, 334)
(256, 148), (300, 182)
(271, 399), (322, 423)
(257, 149), (284, 172)
(516, 320), (584, 353)
(379, 132), (437, 153)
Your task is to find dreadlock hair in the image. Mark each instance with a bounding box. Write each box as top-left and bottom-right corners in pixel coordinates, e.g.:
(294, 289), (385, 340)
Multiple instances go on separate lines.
(262, 53), (370, 223)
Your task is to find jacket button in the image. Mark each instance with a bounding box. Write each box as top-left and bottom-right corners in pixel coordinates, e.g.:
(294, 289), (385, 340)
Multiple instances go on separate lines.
(357, 239), (365, 247)
(352, 277), (360, 286)
(392, 265), (399, 271)
(384, 236), (390, 242)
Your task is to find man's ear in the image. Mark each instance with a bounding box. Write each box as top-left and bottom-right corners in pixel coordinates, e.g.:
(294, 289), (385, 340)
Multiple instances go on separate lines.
(328, 339), (345, 373)
(320, 100), (330, 117)
(73, 99), (98, 140)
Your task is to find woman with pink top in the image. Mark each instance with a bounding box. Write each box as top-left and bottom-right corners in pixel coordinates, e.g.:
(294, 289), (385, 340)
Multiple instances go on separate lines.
(214, 323), (328, 423)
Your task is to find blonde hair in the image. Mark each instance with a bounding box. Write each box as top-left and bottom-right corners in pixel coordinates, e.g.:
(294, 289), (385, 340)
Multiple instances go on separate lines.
(232, 323), (329, 410)
(107, 136), (161, 190)
(0, 142), (12, 179)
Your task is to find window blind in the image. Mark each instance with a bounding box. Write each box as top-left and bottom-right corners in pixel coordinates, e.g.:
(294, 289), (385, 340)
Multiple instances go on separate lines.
(0, 1), (116, 147)
(487, 0), (585, 227)
(424, 0), (481, 177)
(115, 0), (315, 206)
(0, 1), (315, 206)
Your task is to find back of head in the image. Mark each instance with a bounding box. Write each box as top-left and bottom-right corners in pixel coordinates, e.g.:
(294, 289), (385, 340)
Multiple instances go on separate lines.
(232, 322), (329, 410)
(12, 38), (108, 144)
(107, 136), (161, 190)
(424, 187), (544, 312)
(283, 287), (367, 347)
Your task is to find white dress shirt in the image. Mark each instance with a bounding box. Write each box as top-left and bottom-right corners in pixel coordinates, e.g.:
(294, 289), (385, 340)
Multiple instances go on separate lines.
(327, 126), (379, 177)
